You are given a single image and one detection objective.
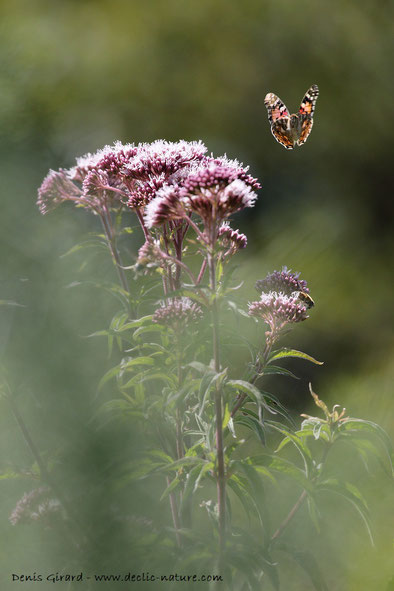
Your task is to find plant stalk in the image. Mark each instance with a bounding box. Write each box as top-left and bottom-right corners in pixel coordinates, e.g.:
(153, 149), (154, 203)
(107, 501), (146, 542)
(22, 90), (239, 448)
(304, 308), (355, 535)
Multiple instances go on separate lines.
(207, 249), (226, 562)
(100, 209), (130, 299)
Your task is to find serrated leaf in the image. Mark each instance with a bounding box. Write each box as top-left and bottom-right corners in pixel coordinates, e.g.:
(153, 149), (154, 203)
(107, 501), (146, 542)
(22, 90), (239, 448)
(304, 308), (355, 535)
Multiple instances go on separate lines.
(269, 348), (323, 365)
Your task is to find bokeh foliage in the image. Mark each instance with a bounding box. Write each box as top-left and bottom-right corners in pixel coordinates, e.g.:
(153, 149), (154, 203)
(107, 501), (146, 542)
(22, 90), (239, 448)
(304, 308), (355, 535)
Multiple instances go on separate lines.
(1, 1), (393, 589)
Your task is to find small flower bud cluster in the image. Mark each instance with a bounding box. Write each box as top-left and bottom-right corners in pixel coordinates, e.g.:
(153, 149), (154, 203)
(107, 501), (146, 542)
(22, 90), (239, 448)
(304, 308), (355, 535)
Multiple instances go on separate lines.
(218, 222), (247, 256)
(9, 487), (62, 526)
(135, 240), (165, 273)
(152, 298), (203, 330)
(249, 268), (312, 342)
(255, 267), (309, 295)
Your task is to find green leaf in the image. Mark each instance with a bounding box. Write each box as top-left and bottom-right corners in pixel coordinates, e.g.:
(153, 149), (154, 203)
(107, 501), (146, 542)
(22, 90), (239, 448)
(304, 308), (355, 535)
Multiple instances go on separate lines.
(181, 463), (213, 509)
(122, 356), (155, 369)
(259, 365), (300, 379)
(160, 476), (183, 501)
(233, 415), (266, 445)
(248, 454), (312, 491)
(188, 361), (215, 375)
(0, 471), (26, 480)
(158, 456), (206, 474)
(269, 348), (324, 365)
(339, 419), (392, 456)
(133, 324), (166, 339)
(114, 315), (154, 332)
(307, 495), (321, 533)
(317, 478), (374, 545)
(226, 380), (264, 406)
(267, 421), (313, 475)
(227, 475), (259, 521)
(276, 543), (328, 591)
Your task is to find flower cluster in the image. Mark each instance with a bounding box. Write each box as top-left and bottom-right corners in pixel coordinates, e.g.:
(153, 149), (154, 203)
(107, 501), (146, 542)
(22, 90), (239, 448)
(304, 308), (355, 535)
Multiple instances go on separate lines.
(145, 157), (260, 235)
(37, 140), (208, 215)
(249, 268), (312, 343)
(255, 267), (309, 295)
(218, 222), (247, 256)
(152, 298), (203, 330)
(249, 292), (309, 326)
(9, 487), (62, 526)
(178, 161), (258, 228)
(135, 239), (166, 273)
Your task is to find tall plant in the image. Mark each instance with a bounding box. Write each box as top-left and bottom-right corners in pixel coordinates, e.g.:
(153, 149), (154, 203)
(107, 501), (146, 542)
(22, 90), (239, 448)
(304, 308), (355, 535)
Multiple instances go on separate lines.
(3, 139), (391, 590)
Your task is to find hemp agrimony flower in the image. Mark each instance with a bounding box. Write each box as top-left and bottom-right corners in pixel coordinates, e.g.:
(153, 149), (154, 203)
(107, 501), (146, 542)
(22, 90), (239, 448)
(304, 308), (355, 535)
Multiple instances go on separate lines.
(249, 291), (310, 345)
(255, 266), (309, 296)
(218, 222), (247, 257)
(152, 298), (203, 330)
(9, 487), (62, 526)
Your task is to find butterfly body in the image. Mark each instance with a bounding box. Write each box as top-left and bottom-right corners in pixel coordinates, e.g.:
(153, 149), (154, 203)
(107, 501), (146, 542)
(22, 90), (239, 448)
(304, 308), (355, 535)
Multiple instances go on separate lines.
(264, 84), (319, 150)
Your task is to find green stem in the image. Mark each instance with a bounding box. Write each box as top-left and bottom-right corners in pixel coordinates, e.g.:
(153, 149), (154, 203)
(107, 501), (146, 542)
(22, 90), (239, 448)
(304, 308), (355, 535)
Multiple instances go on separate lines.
(270, 443), (333, 543)
(207, 249), (226, 562)
(100, 209), (130, 301)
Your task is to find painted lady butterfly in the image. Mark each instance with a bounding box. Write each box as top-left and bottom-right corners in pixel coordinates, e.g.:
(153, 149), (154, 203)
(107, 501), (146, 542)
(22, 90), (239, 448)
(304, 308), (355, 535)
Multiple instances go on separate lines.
(264, 84), (319, 149)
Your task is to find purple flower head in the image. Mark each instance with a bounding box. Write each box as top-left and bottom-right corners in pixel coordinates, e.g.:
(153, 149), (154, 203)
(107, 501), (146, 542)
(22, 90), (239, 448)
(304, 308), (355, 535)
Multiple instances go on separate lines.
(144, 185), (187, 228)
(37, 169), (82, 214)
(38, 142), (138, 216)
(255, 267), (309, 296)
(249, 291), (309, 336)
(122, 140), (207, 208)
(218, 222), (247, 256)
(179, 162), (258, 227)
(123, 140), (207, 181)
(204, 155), (261, 192)
(9, 487), (61, 526)
(68, 141), (136, 183)
(152, 298), (203, 331)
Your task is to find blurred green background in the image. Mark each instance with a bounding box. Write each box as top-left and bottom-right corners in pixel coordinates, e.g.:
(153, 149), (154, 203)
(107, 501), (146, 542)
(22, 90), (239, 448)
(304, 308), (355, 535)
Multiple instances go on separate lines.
(1, 1), (393, 589)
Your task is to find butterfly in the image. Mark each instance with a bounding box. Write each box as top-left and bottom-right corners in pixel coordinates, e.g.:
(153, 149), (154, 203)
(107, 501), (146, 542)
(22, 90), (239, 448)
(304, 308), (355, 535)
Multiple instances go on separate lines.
(264, 84), (319, 149)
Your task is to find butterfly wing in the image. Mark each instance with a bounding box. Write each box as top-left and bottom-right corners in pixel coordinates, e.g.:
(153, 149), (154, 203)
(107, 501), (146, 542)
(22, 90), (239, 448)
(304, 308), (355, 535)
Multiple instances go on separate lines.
(297, 116), (314, 145)
(297, 84), (319, 146)
(264, 92), (290, 124)
(264, 92), (294, 149)
(298, 84), (319, 117)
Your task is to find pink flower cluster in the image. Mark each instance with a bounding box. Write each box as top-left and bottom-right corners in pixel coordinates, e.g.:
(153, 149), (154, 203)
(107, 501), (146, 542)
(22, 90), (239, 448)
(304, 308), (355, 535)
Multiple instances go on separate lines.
(37, 140), (208, 215)
(249, 268), (312, 339)
(152, 298), (203, 330)
(9, 487), (61, 526)
(38, 141), (260, 236)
